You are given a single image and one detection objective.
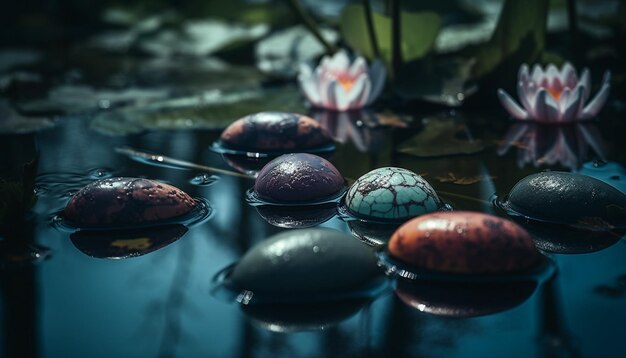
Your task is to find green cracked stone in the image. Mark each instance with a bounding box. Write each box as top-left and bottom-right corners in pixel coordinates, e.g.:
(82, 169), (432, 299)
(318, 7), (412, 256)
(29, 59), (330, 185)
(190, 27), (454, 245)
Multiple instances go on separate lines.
(345, 167), (441, 221)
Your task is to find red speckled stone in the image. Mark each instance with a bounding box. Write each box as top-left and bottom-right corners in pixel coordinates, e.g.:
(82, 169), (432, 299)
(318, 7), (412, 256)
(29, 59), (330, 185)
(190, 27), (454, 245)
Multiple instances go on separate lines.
(220, 112), (333, 152)
(388, 211), (539, 274)
(64, 177), (197, 227)
(254, 153), (344, 203)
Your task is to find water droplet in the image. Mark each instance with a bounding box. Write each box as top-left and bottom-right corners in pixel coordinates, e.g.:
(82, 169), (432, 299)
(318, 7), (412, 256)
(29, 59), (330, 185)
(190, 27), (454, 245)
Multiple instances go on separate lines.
(88, 168), (112, 179)
(190, 173), (219, 186)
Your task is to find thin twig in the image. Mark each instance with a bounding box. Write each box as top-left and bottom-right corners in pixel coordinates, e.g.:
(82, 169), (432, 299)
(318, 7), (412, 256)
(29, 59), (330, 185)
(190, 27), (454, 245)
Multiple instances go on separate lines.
(115, 147), (251, 179)
(287, 0), (336, 55)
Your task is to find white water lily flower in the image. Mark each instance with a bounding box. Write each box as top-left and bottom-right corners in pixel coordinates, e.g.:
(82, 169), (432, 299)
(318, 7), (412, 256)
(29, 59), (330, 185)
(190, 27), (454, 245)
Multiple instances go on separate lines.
(498, 63), (611, 122)
(298, 50), (386, 111)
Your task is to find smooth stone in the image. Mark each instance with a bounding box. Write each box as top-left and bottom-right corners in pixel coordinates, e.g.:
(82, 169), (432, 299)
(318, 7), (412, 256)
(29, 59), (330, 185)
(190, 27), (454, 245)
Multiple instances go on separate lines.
(64, 177), (196, 227)
(254, 153), (344, 203)
(220, 111), (333, 152)
(389, 211), (540, 274)
(504, 171), (626, 226)
(228, 228), (381, 298)
(345, 167), (441, 221)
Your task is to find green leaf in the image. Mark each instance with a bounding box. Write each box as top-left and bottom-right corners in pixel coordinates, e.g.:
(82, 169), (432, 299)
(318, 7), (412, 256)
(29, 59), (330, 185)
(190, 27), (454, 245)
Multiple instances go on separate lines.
(340, 4), (441, 65)
(90, 85), (306, 136)
(470, 0), (548, 79)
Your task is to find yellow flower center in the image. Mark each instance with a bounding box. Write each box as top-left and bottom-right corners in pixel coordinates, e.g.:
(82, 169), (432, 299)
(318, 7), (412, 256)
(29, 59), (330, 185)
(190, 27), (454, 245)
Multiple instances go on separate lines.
(547, 87), (562, 100)
(338, 77), (354, 91)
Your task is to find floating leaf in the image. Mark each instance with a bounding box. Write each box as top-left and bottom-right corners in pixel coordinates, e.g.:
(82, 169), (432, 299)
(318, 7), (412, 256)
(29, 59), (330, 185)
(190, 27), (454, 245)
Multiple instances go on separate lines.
(435, 172), (496, 185)
(396, 119), (486, 157)
(340, 4), (441, 66)
(90, 85), (306, 136)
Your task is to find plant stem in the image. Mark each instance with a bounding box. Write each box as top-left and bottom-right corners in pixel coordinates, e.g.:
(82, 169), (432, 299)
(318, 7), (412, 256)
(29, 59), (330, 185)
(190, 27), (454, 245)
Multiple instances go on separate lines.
(287, 0), (336, 55)
(567, 0), (579, 57)
(390, 0), (402, 78)
(362, 0), (380, 58)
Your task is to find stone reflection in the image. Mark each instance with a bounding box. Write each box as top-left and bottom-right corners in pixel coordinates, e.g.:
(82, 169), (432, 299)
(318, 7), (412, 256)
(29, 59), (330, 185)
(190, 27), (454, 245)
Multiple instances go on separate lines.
(312, 109), (386, 153)
(497, 123), (606, 170)
(69, 224), (188, 259)
(241, 299), (370, 333)
(254, 204), (337, 228)
(394, 278), (537, 318)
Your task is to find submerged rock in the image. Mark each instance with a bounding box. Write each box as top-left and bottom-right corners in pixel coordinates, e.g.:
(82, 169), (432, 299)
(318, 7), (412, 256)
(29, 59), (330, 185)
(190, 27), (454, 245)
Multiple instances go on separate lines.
(64, 177), (196, 227)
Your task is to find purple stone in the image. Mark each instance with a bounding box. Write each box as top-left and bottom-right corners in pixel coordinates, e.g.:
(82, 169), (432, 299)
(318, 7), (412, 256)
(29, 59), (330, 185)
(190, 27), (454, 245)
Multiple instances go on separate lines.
(64, 177), (196, 227)
(254, 153), (344, 203)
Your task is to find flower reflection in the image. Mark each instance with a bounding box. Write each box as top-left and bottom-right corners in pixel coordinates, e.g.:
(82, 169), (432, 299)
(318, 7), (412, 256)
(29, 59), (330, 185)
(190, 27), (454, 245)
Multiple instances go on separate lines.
(497, 123), (606, 170)
(298, 50), (385, 111)
(498, 63), (610, 122)
(312, 109), (386, 153)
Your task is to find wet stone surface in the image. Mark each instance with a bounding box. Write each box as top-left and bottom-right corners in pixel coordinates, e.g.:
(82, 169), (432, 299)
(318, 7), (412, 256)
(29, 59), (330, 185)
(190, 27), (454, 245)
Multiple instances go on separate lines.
(219, 111), (333, 152)
(502, 171), (626, 227)
(345, 167), (441, 221)
(253, 153), (345, 204)
(63, 177), (197, 227)
(388, 211), (540, 274)
(227, 228), (383, 300)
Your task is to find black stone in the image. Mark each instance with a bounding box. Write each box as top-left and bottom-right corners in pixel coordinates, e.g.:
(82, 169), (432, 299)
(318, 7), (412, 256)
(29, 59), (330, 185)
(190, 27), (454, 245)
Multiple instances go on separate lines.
(504, 172), (626, 227)
(228, 228), (382, 300)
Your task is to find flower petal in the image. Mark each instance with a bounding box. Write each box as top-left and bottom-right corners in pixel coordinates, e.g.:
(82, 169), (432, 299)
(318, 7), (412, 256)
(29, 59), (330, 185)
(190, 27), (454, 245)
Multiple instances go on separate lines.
(560, 62), (578, 88)
(328, 50), (350, 72)
(581, 71), (611, 119)
(366, 60), (386, 105)
(350, 77), (371, 109)
(578, 68), (591, 102)
(498, 89), (529, 120)
(533, 88), (560, 122)
(325, 80), (343, 110)
(297, 64), (321, 105)
(560, 86), (583, 122)
(531, 64), (545, 84)
(349, 56), (367, 77)
(546, 64), (559, 82)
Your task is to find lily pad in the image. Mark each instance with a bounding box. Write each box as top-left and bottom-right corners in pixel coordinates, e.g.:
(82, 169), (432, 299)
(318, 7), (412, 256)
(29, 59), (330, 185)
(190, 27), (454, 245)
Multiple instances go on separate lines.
(396, 118), (486, 157)
(0, 100), (54, 134)
(90, 86), (306, 136)
(340, 4), (441, 65)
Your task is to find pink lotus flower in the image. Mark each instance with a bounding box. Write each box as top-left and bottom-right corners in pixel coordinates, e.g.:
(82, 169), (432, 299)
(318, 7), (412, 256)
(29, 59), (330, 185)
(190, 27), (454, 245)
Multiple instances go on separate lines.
(298, 50), (386, 111)
(498, 63), (611, 122)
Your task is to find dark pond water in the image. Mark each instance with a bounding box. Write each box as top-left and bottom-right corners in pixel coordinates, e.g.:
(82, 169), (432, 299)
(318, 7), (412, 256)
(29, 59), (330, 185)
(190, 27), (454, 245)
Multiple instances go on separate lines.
(2, 102), (626, 357)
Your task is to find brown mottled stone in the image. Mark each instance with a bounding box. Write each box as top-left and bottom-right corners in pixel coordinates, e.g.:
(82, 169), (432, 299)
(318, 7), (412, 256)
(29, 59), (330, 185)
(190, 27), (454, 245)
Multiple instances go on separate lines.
(388, 211), (539, 274)
(219, 112), (333, 152)
(64, 177), (197, 227)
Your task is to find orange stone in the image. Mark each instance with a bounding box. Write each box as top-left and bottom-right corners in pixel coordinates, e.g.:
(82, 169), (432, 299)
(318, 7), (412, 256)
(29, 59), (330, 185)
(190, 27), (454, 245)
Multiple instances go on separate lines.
(388, 211), (539, 274)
